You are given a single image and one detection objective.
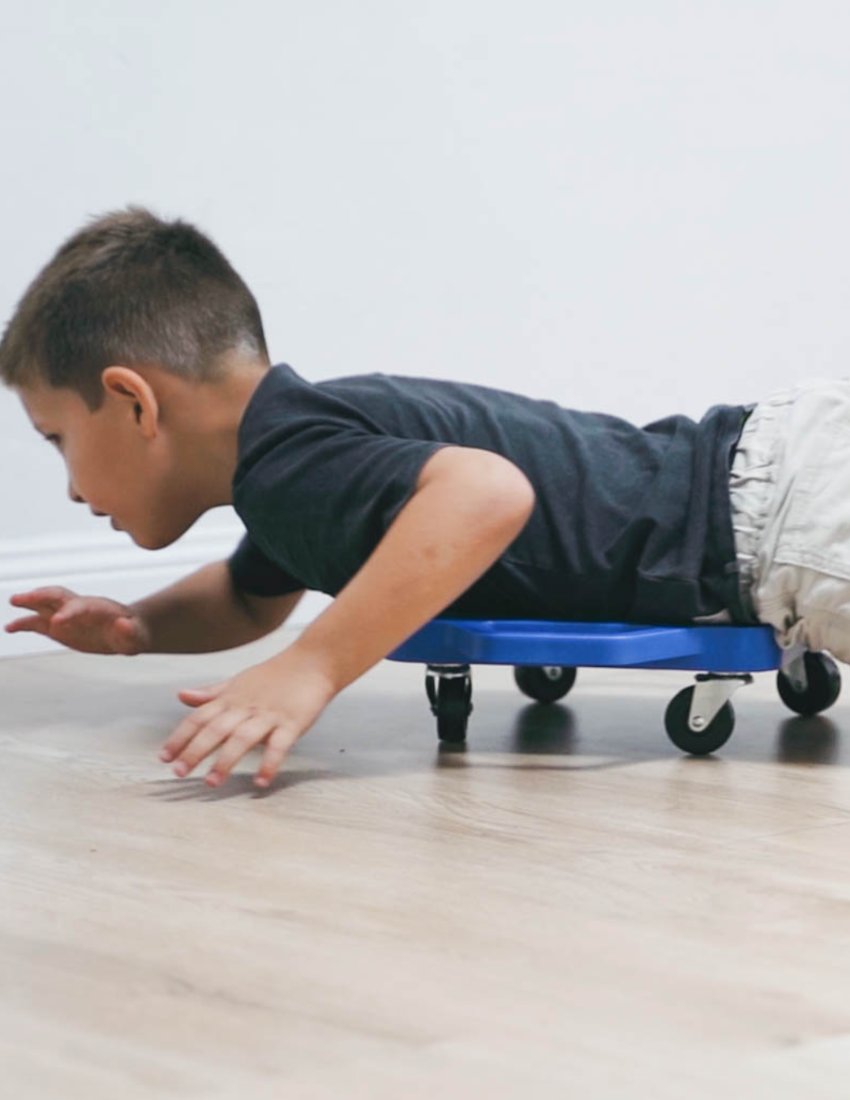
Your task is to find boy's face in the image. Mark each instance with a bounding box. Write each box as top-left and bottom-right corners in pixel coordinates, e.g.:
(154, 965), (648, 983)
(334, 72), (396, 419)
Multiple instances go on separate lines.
(16, 366), (210, 550)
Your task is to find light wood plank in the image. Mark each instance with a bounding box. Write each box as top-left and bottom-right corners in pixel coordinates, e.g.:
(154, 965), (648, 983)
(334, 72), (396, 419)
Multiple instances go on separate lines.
(3, 626), (850, 1097)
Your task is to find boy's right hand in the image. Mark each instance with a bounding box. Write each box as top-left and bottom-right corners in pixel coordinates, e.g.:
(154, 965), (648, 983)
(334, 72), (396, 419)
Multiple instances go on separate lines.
(5, 586), (150, 655)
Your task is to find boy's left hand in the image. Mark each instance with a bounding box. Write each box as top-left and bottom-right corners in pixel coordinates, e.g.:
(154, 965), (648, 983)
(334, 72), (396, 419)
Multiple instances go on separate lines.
(159, 648), (338, 789)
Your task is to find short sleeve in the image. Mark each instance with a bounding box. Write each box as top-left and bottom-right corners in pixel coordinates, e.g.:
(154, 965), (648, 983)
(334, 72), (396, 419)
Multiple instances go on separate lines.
(233, 427), (453, 594)
(243, 429), (450, 546)
(293, 430), (451, 534)
(227, 532), (305, 596)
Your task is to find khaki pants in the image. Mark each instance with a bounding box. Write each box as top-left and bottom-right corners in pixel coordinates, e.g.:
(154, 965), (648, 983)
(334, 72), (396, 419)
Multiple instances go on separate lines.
(720, 375), (850, 666)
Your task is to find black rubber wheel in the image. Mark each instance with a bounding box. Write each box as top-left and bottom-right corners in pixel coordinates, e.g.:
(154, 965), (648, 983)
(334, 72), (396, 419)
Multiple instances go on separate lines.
(513, 665), (577, 703)
(776, 651), (842, 715)
(664, 685), (735, 755)
(432, 675), (473, 743)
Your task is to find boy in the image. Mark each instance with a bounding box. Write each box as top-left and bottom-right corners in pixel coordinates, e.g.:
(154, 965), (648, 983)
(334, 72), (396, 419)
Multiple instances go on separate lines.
(0, 206), (836, 791)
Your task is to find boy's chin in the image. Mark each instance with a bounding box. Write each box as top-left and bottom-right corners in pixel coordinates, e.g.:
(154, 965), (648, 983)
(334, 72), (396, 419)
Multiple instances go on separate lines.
(139, 520), (194, 551)
(126, 511), (200, 550)
(121, 525), (162, 550)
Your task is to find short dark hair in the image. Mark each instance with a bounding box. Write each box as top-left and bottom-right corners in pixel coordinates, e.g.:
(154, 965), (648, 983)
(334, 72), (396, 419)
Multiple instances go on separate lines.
(0, 204), (271, 412)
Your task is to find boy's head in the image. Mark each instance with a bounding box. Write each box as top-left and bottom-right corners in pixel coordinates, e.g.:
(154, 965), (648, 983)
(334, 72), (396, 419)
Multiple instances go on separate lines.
(0, 205), (271, 549)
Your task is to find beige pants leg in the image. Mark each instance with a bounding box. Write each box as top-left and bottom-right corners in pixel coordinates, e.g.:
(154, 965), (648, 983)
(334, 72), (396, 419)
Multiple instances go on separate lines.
(728, 375), (850, 665)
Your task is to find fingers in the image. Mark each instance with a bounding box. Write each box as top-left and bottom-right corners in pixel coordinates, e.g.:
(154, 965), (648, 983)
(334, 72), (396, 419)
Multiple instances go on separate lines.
(4, 615), (49, 635)
(7, 589), (72, 632)
(206, 717), (285, 787)
(9, 587), (72, 613)
(161, 706), (284, 788)
(51, 599), (81, 625)
(253, 729), (296, 788)
(159, 698), (226, 762)
(177, 683), (226, 704)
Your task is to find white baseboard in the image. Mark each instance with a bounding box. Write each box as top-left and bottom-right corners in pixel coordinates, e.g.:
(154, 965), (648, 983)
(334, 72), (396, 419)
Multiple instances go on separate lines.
(0, 527), (328, 659)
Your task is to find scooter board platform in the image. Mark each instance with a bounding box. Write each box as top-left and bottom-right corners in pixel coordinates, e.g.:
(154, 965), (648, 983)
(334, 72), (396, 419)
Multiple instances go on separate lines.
(387, 619), (783, 673)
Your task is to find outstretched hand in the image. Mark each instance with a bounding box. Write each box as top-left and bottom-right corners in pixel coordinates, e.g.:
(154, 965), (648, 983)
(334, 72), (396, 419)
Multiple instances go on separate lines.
(160, 648), (337, 789)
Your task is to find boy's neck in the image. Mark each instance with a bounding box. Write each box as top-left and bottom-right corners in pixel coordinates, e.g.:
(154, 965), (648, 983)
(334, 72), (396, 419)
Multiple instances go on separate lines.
(153, 354), (271, 511)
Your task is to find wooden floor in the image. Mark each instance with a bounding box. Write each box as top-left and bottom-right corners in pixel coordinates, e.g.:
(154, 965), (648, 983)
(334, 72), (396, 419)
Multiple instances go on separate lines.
(4, 624), (850, 1098)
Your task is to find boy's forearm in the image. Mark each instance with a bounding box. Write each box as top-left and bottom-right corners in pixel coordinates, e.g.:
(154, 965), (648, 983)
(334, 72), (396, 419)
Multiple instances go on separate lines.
(289, 466), (535, 694)
(129, 560), (268, 653)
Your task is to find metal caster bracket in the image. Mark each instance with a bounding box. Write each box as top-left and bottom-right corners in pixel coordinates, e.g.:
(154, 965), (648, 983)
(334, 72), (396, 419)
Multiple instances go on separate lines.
(688, 672), (754, 732)
(425, 663), (471, 717)
(779, 641), (810, 694)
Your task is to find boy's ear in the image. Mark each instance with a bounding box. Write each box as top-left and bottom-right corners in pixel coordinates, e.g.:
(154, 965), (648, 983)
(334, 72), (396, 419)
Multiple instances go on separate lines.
(101, 366), (161, 435)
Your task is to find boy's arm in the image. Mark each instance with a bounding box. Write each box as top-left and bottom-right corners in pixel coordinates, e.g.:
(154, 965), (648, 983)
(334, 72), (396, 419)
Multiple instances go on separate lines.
(238, 586), (307, 635)
(128, 560), (305, 653)
(289, 445), (536, 692)
(159, 445), (535, 789)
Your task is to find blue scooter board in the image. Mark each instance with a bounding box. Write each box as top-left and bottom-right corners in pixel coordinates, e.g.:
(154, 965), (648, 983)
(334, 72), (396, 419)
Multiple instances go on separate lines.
(388, 619), (782, 672)
(386, 620), (841, 755)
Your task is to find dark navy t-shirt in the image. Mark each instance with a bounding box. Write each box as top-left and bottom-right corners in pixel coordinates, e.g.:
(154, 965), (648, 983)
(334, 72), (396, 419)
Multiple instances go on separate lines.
(228, 363), (756, 624)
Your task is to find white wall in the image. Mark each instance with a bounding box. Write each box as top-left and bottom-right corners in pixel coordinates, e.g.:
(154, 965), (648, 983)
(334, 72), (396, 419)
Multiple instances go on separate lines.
(2, 1), (849, 656)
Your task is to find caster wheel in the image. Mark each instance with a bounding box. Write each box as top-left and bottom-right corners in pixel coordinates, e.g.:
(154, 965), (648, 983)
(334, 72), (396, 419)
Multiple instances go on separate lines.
(513, 665), (577, 703)
(664, 686), (735, 756)
(777, 651), (841, 715)
(426, 671), (473, 743)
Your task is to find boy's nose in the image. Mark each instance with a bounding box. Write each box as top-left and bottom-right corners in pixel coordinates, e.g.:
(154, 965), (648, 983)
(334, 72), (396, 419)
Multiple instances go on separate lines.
(68, 484), (105, 516)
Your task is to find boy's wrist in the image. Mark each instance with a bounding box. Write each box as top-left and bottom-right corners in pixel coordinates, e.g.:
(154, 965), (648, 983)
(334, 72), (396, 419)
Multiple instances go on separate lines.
(276, 638), (341, 701)
(127, 602), (152, 654)
(133, 611), (154, 654)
